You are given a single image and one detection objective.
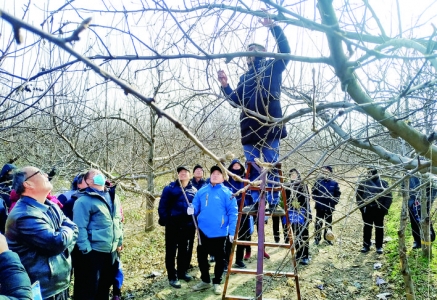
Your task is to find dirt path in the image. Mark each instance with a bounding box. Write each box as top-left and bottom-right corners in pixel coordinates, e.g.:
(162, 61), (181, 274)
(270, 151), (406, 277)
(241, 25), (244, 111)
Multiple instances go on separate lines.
(121, 195), (397, 299)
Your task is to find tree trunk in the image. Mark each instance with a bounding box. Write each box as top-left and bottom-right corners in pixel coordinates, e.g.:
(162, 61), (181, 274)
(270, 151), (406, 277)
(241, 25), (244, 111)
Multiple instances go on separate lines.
(398, 178), (416, 299)
(145, 109), (156, 232)
(420, 184), (432, 257)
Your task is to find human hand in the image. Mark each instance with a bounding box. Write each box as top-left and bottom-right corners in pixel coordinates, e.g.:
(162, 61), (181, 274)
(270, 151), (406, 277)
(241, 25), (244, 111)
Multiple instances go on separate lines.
(187, 205), (194, 215)
(229, 235), (234, 243)
(259, 9), (275, 27)
(217, 70), (228, 87)
(0, 234), (8, 254)
(117, 245), (123, 253)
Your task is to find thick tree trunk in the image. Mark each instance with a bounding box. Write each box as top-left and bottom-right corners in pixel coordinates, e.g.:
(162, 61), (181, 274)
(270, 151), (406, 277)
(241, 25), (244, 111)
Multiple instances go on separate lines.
(398, 178), (416, 300)
(420, 184), (432, 257)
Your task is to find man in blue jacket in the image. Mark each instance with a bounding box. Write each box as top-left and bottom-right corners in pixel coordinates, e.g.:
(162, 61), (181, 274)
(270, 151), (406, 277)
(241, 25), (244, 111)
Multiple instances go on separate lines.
(158, 166), (197, 288)
(190, 165), (238, 295)
(312, 166), (341, 245)
(218, 15), (290, 215)
(73, 169), (123, 300)
(6, 166), (78, 300)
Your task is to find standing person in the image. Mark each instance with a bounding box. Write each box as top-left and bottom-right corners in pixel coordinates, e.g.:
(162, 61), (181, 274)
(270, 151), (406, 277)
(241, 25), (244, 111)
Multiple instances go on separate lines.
(0, 163), (17, 208)
(190, 165), (238, 295)
(356, 168), (393, 254)
(6, 166), (78, 300)
(406, 175), (436, 249)
(73, 169), (123, 300)
(224, 159), (253, 269)
(312, 166), (341, 246)
(158, 166), (197, 288)
(217, 14), (290, 215)
(0, 233), (32, 299)
(192, 164), (206, 191)
(283, 168), (311, 265)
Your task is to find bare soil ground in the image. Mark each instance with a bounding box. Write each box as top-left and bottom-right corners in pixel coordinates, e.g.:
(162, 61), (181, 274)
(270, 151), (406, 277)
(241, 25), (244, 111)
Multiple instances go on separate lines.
(119, 194), (398, 300)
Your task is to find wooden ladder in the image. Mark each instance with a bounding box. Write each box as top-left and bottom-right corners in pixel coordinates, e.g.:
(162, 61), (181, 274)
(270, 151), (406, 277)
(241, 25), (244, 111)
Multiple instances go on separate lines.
(222, 162), (302, 300)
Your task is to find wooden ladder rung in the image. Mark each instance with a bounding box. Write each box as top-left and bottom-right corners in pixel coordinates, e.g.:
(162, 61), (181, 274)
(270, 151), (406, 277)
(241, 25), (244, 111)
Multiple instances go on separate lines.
(241, 211), (286, 217)
(228, 268), (296, 277)
(235, 240), (291, 248)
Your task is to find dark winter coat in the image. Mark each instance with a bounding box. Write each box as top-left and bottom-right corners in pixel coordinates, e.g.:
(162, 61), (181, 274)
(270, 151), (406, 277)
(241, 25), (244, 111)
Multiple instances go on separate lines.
(191, 178), (206, 191)
(222, 25), (290, 145)
(356, 176), (392, 215)
(224, 159), (252, 207)
(0, 250), (32, 299)
(5, 196), (78, 299)
(158, 180), (197, 227)
(312, 177), (341, 211)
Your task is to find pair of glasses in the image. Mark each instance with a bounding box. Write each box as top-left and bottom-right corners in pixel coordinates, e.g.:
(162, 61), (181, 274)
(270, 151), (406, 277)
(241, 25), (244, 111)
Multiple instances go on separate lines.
(25, 170), (45, 181)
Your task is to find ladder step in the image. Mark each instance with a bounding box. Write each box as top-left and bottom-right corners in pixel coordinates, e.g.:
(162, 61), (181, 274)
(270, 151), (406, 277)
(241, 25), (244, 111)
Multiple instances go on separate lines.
(241, 211), (286, 217)
(235, 241), (291, 248)
(224, 296), (278, 300)
(228, 268), (296, 277)
(248, 186), (282, 192)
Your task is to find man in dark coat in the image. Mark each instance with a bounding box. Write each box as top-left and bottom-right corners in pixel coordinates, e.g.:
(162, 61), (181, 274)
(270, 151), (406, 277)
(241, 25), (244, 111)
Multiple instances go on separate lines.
(191, 164), (206, 191)
(218, 15), (290, 214)
(356, 168), (392, 254)
(312, 166), (341, 245)
(158, 166), (197, 288)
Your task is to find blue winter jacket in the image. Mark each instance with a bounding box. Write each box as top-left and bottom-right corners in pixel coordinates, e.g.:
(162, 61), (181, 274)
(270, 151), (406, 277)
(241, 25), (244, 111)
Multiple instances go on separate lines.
(312, 178), (341, 211)
(222, 25), (290, 145)
(158, 180), (197, 227)
(0, 250), (32, 299)
(5, 196), (78, 299)
(193, 183), (238, 238)
(191, 178), (206, 191)
(224, 159), (252, 207)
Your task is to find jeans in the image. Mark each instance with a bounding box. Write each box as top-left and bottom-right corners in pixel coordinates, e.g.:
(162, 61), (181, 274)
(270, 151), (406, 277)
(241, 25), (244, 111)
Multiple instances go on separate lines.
(243, 139), (280, 205)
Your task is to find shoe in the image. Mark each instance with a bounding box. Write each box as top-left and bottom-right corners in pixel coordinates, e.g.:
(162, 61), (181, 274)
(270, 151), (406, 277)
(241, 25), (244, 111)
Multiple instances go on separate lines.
(179, 273), (193, 282)
(209, 255), (215, 263)
(213, 284), (223, 295)
(234, 261), (247, 268)
(192, 281), (212, 291)
(187, 264), (194, 270)
(361, 246), (370, 253)
(264, 251), (270, 259)
(274, 237), (280, 243)
(412, 241), (421, 249)
(242, 204), (258, 214)
(169, 279), (181, 288)
(314, 239), (320, 246)
(325, 240), (334, 246)
(284, 238), (290, 244)
(112, 297), (120, 300)
(376, 247), (384, 254)
(299, 258), (310, 265)
(244, 250), (251, 260)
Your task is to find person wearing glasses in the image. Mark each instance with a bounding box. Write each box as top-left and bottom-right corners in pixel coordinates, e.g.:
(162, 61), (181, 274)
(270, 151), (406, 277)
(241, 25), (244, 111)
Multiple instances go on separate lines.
(72, 169), (123, 300)
(5, 166), (78, 300)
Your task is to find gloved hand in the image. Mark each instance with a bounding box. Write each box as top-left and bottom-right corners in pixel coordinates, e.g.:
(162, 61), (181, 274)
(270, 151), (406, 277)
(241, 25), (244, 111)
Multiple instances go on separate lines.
(48, 167), (57, 181)
(229, 235), (234, 243)
(187, 204), (194, 215)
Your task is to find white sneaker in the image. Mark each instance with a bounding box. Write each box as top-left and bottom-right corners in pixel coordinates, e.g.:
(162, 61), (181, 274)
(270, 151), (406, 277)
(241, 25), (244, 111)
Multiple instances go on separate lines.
(192, 281), (212, 291)
(213, 284), (223, 295)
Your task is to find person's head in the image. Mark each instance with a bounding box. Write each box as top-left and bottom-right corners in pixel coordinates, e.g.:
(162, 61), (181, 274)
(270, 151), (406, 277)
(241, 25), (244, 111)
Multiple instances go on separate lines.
(177, 166), (190, 182)
(13, 166), (52, 202)
(83, 169), (106, 191)
(367, 167), (378, 178)
(227, 159), (245, 176)
(0, 163), (17, 183)
(289, 168), (301, 181)
(246, 43), (266, 65)
(318, 166), (332, 179)
(193, 165), (204, 179)
(210, 165), (224, 185)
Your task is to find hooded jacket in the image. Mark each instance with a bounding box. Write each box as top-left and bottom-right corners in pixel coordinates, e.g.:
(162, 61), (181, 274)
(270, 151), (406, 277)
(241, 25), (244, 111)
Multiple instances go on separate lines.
(5, 196), (78, 299)
(73, 187), (123, 254)
(224, 159), (252, 207)
(193, 182), (238, 238)
(222, 25), (290, 145)
(158, 180), (197, 227)
(356, 174), (392, 215)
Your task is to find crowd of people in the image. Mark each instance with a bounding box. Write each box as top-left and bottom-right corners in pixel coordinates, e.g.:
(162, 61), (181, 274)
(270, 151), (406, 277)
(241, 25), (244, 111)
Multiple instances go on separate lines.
(0, 164), (123, 300)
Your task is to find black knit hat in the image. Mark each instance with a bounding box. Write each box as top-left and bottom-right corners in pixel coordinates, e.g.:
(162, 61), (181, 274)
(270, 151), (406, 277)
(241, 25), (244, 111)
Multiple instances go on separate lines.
(322, 165), (333, 173)
(193, 164), (203, 173)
